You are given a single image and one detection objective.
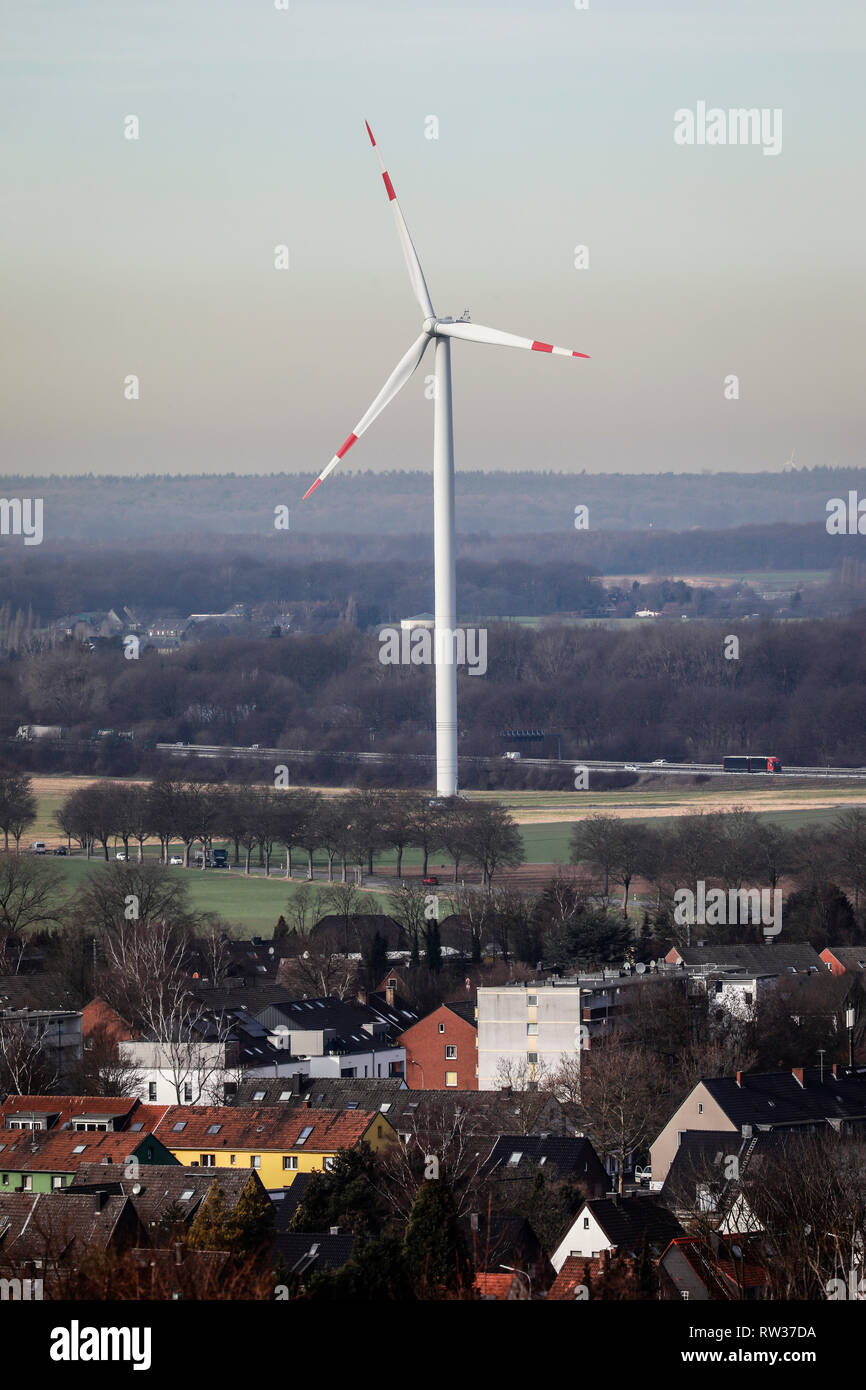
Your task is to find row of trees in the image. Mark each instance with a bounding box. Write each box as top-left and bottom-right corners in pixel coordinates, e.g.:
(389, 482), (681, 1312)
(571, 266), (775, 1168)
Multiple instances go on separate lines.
(571, 805), (866, 948)
(54, 780), (524, 884)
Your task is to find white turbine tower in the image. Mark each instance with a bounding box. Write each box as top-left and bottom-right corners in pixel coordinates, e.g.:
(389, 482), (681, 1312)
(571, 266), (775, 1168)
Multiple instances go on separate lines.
(303, 122), (590, 797)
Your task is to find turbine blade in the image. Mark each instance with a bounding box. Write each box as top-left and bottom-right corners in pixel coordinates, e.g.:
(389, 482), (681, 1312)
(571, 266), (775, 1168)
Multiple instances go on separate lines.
(365, 120), (435, 320)
(302, 333), (431, 500)
(435, 320), (590, 359)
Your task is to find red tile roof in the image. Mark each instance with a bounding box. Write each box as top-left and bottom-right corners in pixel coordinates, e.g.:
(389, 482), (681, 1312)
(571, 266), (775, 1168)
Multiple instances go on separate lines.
(1, 1094), (138, 1124)
(0, 1128), (167, 1174)
(548, 1256), (597, 1300)
(474, 1272), (524, 1300)
(153, 1104), (389, 1152)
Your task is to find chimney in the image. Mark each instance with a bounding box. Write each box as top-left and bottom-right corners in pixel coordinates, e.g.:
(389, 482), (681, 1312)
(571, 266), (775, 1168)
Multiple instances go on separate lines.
(356, 988), (367, 1007)
(329, 1225), (340, 1235)
(470, 1212), (479, 1232)
(735, 1071), (744, 1088)
(292, 1072), (303, 1096)
(385, 983), (396, 1007)
(792, 1067), (805, 1088)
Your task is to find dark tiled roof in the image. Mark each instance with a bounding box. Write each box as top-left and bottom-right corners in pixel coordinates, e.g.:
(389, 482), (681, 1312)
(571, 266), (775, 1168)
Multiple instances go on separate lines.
(310, 915), (407, 951)
(672, 943), (822, 974)
(67, 1163), (262, 1234)
(481, 1134), (606, 1183)
(578, 1197), (683, 1254)
(254, 990), (418, 1051)
(234, 1076), (407, 1112)
(274, 1230), (355, 1275)
(0, 1190), (134, 1261)
(0, 972), (75, 1011)
(702, 1067), (866, 1127)
(444, 1001), (477, 1027)
(266, 1172), (313, 1232)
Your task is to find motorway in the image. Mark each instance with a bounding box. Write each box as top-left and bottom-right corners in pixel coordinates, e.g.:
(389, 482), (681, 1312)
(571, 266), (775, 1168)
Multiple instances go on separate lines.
(153, 745), (866, 781)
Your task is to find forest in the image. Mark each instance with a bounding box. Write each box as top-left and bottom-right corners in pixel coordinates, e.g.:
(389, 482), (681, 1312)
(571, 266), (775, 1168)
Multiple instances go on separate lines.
(2, 612), (866, 774)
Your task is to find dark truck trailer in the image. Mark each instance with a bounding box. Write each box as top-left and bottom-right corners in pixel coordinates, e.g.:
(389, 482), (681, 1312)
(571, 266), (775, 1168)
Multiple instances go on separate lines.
(723, 755), (782, 773)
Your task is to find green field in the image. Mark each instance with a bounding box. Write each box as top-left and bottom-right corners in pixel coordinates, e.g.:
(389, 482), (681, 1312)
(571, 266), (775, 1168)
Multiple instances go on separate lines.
(42, 856), (392, 937)
(21, 775), (866, 935)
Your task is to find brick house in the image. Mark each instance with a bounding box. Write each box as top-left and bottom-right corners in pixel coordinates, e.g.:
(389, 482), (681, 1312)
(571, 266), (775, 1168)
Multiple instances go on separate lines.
(397, 1002), (478, 1090)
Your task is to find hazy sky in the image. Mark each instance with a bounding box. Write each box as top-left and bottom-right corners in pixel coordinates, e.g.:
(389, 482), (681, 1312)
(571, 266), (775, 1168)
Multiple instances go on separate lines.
(1, 0), (863, 479)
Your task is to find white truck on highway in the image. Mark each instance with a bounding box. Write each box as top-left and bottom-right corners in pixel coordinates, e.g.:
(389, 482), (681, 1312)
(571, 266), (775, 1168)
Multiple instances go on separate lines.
(16, 725), (64, 741)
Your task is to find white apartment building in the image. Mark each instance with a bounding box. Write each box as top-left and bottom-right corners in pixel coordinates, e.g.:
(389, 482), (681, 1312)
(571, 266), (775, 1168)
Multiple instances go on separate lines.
(477, 983), (585, 1090)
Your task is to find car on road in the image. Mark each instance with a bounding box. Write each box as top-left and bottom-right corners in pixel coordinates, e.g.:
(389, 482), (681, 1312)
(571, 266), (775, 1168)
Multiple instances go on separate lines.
(422, 875), (440, 886)
(651, 758), (668, 766)
(624, 764), (640, 772)
(53, 846), (68, 856)
(169, 856), (184, 865)
(115, 851), (127, 860)
(29, 842), (47, 854)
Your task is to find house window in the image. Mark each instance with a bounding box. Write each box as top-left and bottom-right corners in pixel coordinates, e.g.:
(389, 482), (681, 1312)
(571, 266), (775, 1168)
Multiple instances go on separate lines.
(253, 1091), (265, 1102)
(377, 1126), (383, 1138)
(445, 1072), (457, 1088)
(200, 1154), (216, 1167)
(1, 1174), (7, 1186)
(681, 1290), (690, 1300)
(323, 1156), (336, 1171)
(508, 1152), (522, 1166)
(744, 992), (753, 1005)
(527, 994), (537, 1006)
(23, 1176), (33, 1191)
(230, 1155), (236, 1165)
(206, 1124), (222, 1136)
(148, 1083), (157, 1102)
(438, 1023), (445, 1034)
(296, 1126), (314, 1146)
(527, 1052), (538, 1064)
(171, 1121), (187, 1133)
(583, 1218), (590, 1229)
(698, 1104), (703, 1114)
(283, 1156), (298, 1170)
(72, 1144), (87, 1155)
(51, 1175), (64, 1189)
(527, 1023), (538, 1035)
(250, 1155), (261, 1168)
(445, 1045), (457, 1060)
(183, 1084), (193, 1103)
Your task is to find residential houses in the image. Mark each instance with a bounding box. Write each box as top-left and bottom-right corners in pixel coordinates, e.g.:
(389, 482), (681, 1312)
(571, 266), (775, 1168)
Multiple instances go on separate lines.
(151, 1103), (397, 1188)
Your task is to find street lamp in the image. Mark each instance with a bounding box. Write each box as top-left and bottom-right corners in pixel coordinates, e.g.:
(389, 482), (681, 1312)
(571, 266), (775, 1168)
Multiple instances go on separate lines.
(500, 1264), (532, 1300)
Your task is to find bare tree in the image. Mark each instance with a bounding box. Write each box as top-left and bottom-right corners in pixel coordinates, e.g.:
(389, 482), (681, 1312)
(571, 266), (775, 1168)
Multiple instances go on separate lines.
(0, 853), (62, 944)
(376, 1095), (487, 1221)
(0, 1015), (60, 1093)
(562, 1037), (663, 1193)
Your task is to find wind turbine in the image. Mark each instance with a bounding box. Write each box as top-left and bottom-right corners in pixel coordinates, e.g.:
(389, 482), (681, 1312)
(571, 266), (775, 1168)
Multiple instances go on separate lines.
(303, 122), (590, 797)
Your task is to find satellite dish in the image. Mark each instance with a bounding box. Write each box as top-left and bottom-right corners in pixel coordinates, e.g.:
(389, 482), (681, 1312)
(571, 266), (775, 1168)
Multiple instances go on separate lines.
(635, 962), (646, 975)
(131, 1182), (142, 1195)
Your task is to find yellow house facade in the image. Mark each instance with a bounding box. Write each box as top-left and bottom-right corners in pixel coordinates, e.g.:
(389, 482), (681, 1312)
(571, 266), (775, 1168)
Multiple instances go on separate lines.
(154, 1104), (396, 1189)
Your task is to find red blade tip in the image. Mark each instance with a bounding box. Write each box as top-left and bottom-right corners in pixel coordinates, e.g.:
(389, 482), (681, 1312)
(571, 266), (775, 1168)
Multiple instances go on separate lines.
(364, 120), (375, 146)
(302, 478), (322, 501)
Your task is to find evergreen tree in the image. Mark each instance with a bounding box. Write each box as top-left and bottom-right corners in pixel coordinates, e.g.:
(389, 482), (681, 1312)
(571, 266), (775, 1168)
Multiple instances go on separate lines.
(403, 1179), (473, 1297)
(290, 1144), (384, 1237)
